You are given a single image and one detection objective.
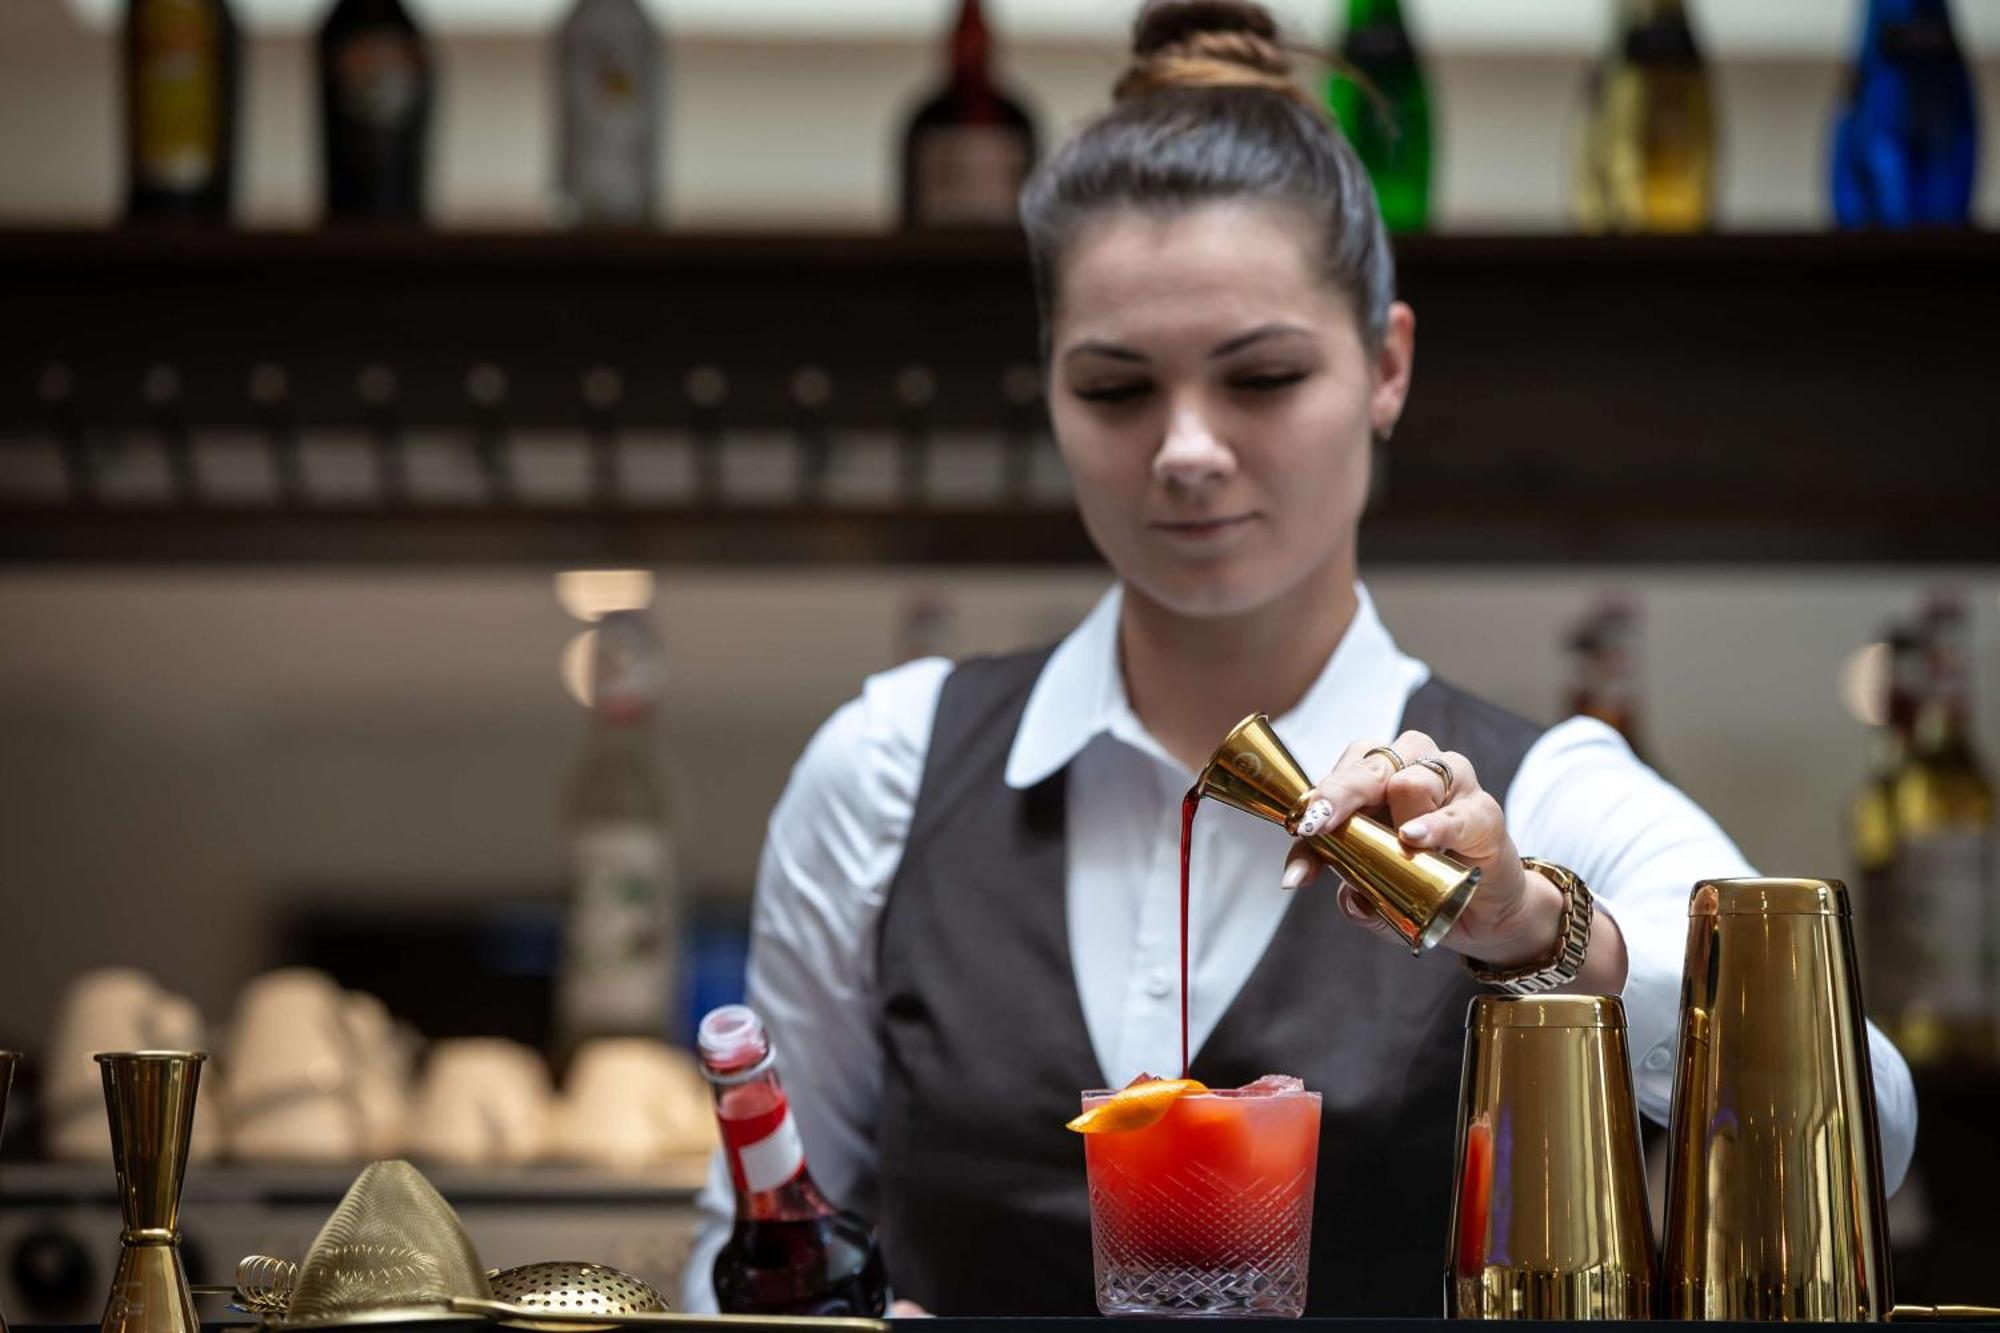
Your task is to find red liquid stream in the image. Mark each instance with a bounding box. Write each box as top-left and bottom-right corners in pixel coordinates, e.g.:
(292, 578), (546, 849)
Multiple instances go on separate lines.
(1179, 786), (1200, 1080)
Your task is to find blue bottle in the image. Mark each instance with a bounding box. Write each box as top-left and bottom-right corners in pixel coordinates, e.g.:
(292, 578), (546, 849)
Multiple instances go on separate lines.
(1830, 0), (1980, 226)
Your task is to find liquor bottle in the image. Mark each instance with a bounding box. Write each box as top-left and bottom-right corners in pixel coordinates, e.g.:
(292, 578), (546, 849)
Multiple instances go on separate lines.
(1851, 626), (1920, 1015)
(1563, 599), (1647, 760)
(899, 0), (1037, 230)
(555, 610), (683, 1055)
(319, 0), (434, 222)
(555, 0), (663, 227)
(697, 1005), (889, 1316)
(1574, 0), (1715, 233)
(1886, 591), (1995, 1066)
(1326, 0), (1432, 233)
(1830, 0), (1980, 228)
(124, 0), (239, 221)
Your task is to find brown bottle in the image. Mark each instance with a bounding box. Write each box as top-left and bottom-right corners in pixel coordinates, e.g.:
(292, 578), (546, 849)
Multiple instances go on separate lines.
(898, 0), (1036, 229)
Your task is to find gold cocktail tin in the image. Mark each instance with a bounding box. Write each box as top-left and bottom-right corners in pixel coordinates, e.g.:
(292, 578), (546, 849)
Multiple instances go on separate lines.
(1663, 877), (1892, 1321)
(1447, 995), (1655, 1320)
(1197, 713), (1479, 952)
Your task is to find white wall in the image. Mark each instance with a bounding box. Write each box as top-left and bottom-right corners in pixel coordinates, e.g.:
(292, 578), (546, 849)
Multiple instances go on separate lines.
(3, 0), (1997, 229)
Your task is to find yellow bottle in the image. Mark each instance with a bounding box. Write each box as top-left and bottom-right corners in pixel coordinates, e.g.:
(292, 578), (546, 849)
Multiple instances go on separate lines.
(1574, 0), (1715, 233)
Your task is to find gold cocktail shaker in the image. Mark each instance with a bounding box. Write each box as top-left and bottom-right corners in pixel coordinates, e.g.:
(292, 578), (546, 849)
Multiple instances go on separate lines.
(1197, 713), (1479, 951)
(0, 1051), (16, 1333)
(1662, 878), (1892, 1320)
(97, 1052), (206, 1333)
(1446, 996), (1655, 1319)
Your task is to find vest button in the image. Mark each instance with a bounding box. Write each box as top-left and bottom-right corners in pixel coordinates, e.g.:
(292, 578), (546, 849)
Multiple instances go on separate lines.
(1145, 972), (1173, 999)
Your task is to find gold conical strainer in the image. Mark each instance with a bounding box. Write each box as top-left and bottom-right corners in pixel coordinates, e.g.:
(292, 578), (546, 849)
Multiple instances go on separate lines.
(279, 1159), (493, 1327)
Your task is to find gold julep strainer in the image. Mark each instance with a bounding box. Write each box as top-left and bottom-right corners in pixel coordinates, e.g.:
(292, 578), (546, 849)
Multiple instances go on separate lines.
(223, 1160), (884, 1332)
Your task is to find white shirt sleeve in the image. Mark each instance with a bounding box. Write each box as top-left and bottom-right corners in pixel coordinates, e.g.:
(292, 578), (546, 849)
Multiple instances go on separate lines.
(680, 658), (950, 1312)
(1506, 716), (1917, 1195)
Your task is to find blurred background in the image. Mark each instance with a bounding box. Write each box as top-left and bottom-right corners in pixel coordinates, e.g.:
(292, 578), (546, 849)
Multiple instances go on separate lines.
(1, 0), (1998, 1317)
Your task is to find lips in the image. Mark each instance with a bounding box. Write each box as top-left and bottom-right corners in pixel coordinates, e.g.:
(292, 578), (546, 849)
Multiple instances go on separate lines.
(1150, 513), (1256, 537)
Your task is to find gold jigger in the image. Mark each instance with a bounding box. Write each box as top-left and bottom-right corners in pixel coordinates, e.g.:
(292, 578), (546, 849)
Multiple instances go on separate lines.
(1197, 713), (1479, 952)
(1446, 996), (1655, 1319)
(1663, 879), (1892, 1321)
(0, 1051), (17, 1333)
(96, 1052), (206, 1333)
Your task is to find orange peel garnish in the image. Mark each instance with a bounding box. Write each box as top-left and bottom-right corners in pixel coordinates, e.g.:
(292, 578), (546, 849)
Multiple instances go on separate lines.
(1065, 1078), (1207, 1134)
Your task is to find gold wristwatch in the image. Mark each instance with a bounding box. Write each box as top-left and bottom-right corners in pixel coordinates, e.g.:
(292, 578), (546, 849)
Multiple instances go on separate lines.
(1463, 858), (1594, 995)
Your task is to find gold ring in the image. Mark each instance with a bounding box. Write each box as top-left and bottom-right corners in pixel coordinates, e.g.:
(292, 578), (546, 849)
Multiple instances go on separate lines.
(1363, 745), (1406, 772)
(1414, 755), (1454, 800)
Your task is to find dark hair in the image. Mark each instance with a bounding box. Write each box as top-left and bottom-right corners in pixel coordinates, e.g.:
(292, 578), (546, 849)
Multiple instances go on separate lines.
(1019, 0), (1394, 352)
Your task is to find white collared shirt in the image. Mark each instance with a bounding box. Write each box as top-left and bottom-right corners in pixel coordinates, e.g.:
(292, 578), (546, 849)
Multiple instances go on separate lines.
(683, 583), (1917, 1310)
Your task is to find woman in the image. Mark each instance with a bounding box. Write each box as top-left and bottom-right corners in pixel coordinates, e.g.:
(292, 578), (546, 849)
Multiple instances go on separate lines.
(688, 0), (1916, 1315)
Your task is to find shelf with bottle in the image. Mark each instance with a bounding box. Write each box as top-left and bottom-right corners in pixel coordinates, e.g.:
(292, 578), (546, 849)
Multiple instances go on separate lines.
(0, 225), (1994, 566)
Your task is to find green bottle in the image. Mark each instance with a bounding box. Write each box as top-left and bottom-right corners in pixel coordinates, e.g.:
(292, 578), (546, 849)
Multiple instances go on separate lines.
(1326, 0), (1432, 232)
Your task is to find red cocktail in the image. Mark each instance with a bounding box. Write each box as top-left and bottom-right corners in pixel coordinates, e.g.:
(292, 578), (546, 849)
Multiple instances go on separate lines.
(1080, 1076), (1321, 1317)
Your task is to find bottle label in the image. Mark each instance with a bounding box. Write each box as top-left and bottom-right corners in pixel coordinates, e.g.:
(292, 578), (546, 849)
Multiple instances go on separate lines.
(135, 0), (221, 189)
(724, 1103), (806, 1194)
(1889, 828), (1992, 1016)
(334, 30), (423, 131)
(559, 823), (677, 1035)
(911, 125), (1029, 226)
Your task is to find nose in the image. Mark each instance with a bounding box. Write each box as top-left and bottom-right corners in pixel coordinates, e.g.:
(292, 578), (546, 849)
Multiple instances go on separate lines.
(1152, 404), (1236, 490)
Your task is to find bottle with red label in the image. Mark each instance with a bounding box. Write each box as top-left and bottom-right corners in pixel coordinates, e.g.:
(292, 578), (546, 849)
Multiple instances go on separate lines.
(696, 1005), (889, 1316)
(898, 0), (1037, 229)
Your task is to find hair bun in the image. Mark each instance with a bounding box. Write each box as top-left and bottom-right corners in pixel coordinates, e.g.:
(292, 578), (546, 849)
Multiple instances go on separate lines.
(1118, 0), (1306, 107)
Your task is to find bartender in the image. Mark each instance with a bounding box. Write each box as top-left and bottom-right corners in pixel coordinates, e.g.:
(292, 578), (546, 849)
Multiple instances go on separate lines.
(688, 0), (1917, 1315)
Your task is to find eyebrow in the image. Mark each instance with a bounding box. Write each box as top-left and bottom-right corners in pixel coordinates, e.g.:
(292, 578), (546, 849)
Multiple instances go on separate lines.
(1060, 322), (1313, 365)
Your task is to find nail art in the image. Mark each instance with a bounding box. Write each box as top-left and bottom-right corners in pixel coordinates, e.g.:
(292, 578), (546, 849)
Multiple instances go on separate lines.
(1296, 798), (1334, 839)
(1281, 860), (1310, 891)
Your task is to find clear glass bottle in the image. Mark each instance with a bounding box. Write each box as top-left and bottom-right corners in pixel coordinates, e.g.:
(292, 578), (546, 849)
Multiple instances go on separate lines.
(697, 1005), (889, 1316)
(556, 610), (682, 1055)
(555, 0), (662, 226)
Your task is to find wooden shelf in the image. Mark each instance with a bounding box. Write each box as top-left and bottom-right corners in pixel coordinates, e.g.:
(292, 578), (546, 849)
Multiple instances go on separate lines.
(1, 227), (1994, 566)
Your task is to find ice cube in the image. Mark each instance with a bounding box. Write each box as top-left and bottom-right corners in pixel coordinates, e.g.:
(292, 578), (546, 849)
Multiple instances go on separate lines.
(1238, 1074), (1305, 1095)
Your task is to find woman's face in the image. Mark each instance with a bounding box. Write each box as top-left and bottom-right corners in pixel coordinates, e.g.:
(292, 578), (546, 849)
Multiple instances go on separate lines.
(1048, 202), (1414, 620)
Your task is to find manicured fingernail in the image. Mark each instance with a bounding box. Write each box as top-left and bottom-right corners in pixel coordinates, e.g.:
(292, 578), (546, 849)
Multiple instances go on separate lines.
(1281, 860), (1310, 891)
(1400, 818), (1430, 843)
(1296, 798), (1334, 838)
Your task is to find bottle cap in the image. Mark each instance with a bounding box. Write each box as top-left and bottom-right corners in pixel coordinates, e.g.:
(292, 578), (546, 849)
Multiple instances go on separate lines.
(697, 1004), (768, 1073)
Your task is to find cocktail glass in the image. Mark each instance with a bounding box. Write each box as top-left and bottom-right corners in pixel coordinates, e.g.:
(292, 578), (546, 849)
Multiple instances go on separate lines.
(1081, 1076), (1321, 1318)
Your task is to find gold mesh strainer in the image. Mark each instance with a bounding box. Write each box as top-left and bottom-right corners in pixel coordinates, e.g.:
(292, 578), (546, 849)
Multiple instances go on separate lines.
(278, 1159), (493, 1327)
(236, 1159), (884, 1333)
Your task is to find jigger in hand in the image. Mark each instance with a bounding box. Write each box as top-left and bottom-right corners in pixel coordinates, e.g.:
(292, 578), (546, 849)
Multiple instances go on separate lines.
(1197, 713), (1479, 952)
(97, 1052), (205, 1333)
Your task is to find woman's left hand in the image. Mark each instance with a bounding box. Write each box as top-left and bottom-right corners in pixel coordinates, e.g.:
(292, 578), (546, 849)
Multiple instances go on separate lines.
(1280, 729), (1557, 968)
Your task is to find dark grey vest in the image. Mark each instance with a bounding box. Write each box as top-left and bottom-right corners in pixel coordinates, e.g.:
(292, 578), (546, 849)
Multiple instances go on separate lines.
(874, 648), (1544, 1316)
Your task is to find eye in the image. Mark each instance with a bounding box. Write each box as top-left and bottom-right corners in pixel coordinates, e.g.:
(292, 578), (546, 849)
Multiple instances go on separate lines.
(1228, 369), (1309, 393)
(1071, 380), (1153, 405)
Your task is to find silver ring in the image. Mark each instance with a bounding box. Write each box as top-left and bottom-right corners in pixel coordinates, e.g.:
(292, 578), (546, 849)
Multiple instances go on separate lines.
(1414, 755), (1454, 800)
(1363, 745), (1406, 772)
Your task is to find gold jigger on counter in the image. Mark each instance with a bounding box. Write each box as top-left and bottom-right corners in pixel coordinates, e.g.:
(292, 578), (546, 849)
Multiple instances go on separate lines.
(1445, 996), (1655, 1320)
(1663, 879), (1892, 1321)
(1197, 713), (1479, 951)
(0, 1051), (17, 1333)
(97, 1052), (206, 1333)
